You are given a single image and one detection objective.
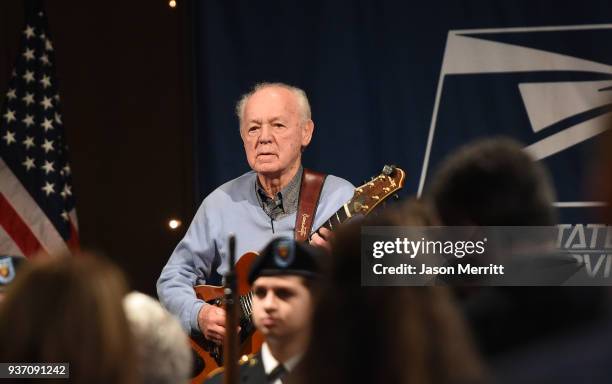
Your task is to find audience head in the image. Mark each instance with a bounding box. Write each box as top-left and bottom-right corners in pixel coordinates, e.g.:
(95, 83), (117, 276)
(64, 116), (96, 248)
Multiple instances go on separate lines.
(293, 219), (487, 384)
(249, 238), (322, 350)
(123, 292), (192, 384)
(384, 197), (440, 226)
(0, 252), (136, 384)
(428, 137), (557, 226)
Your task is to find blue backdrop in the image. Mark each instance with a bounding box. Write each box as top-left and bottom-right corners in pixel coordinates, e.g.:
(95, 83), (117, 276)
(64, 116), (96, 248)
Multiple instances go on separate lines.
(193, 0), (612, 223)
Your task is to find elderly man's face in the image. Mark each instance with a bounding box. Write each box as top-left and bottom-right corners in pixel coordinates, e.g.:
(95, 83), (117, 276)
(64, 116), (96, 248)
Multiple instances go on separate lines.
(241, 86), (313, 178)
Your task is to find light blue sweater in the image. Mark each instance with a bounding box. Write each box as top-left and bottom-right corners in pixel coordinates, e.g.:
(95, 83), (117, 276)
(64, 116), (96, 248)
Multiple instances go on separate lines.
(156, 170), (355, 333)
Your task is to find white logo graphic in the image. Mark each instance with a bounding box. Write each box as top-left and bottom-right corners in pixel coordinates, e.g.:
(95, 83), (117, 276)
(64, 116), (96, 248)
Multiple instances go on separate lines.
(419, 24), (612, 209)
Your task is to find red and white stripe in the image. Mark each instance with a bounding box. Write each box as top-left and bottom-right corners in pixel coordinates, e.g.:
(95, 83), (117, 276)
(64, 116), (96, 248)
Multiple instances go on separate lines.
(0, 158), (75, 257)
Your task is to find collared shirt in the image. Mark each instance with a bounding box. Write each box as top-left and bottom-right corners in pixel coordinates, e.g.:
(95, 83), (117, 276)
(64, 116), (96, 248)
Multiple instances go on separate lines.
(260, 342), (302, 384)
(157, 170), (355, 333)
(255, 167), (303, 220)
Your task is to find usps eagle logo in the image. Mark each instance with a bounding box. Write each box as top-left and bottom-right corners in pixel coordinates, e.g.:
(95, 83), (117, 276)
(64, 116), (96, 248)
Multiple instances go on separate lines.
(418, 24), (612, 211)
(0, 257), (16, 285)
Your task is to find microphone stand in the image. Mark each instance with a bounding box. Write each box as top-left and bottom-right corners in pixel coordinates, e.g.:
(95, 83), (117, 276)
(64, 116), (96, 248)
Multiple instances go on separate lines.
(223, 234), (239, 384)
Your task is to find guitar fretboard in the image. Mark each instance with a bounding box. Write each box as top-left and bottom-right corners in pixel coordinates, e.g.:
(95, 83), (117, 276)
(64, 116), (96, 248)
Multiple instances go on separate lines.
(311, 203), (353, 238)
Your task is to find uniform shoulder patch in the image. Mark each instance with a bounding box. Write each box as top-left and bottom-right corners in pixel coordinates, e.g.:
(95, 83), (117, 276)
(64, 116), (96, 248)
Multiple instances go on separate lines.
(0, 257), (16, 285)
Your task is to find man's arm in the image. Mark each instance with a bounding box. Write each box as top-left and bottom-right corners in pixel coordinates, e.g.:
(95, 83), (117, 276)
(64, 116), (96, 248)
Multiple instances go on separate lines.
(156, 200), (215, 334)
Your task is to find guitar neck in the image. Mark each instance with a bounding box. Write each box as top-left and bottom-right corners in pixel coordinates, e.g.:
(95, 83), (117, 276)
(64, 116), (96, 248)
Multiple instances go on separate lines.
(310, 166), (406, 238)
(311, 203), (353, 236)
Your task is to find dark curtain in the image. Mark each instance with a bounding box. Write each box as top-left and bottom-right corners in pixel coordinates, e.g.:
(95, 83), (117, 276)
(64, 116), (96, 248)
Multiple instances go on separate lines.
(193, 0), (612, 223)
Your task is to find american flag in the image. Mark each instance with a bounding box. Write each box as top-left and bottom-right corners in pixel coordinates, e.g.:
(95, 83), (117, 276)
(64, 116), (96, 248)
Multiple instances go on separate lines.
(0, 1), (78, 258)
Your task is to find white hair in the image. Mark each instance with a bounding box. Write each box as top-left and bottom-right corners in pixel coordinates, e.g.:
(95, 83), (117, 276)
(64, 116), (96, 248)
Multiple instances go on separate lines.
(123, 292), (192, 384)
(235, 82), (312, 128)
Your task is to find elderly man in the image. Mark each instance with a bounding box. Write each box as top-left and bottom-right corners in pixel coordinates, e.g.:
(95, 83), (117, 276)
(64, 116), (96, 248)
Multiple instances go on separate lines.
(157, 83), (354, 343)
(206, 237), (322, 384)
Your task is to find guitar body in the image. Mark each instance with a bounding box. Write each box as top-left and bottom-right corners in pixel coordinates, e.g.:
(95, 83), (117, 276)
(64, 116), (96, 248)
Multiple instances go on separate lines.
(189, 252), (264, 383)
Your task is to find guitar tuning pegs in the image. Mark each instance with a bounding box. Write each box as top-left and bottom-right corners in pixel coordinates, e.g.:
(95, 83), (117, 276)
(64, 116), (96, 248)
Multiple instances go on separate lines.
(393, 194), (399, 200)
(382, 165), (395, 176)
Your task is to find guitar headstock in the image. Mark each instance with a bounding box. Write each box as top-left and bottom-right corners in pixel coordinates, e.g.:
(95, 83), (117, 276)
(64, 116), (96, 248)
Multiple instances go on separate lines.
(348, 165), (406, 216)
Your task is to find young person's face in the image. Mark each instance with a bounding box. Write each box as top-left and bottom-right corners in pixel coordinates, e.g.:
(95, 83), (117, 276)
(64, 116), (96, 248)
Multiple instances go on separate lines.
(251, 275), (313, 342)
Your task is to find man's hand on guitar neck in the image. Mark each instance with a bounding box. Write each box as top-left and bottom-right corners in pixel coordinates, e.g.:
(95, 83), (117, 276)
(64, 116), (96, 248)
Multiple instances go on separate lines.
(309, 227), (333, 253)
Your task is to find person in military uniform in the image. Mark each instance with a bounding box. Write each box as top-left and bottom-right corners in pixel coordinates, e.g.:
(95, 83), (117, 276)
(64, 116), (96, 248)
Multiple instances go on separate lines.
(0, 255), (27, 301)
(206, 237), (323, 384)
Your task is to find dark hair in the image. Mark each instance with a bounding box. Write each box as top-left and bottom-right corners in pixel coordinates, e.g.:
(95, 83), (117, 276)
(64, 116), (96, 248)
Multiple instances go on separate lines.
(291, 219), (487, 384)
(384, 197), (440, 226)
(0, 252), (137, 384)
(428, 137), (556, 225)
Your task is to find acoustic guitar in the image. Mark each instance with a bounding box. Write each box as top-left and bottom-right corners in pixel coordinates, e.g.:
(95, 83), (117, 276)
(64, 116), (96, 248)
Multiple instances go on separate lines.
(189, 165), (406, 382)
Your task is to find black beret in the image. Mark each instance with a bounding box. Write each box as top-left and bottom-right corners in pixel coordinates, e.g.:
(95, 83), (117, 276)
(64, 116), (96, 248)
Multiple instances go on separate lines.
(0, 255), (27, 290)
(248, 237), (323, 284)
